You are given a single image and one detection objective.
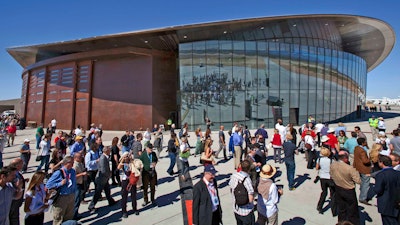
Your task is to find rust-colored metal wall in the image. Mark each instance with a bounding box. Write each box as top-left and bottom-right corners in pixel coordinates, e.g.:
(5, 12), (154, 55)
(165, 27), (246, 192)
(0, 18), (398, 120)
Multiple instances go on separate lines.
(23, 48), (177, 131)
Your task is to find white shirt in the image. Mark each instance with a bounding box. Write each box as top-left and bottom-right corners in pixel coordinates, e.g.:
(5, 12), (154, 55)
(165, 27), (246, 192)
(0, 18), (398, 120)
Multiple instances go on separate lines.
(39, 140), (51, 156)
(74, 128), (82, 136)
(315, 123), (324, 133)
(275, 123), (286, 143)
(257, 179), (279, 218)
(25, 184), (47, 217)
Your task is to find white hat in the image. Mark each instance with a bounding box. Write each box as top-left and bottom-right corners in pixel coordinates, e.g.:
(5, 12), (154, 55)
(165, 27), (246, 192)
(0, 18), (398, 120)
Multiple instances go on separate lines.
(379, 150), (391, 156)
(328, 128), (335, 133)
(24, 139), (30, 142)
(321, 135), (330, 142)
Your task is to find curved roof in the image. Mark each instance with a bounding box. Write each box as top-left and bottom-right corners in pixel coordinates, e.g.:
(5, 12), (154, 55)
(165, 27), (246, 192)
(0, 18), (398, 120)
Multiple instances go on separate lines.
(7, 14), (395, 72)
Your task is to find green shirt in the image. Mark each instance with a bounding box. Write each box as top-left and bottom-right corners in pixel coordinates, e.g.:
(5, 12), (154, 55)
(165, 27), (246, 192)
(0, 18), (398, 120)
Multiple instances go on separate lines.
(36, 127), (44, 138)
(139, 151), (158, 171)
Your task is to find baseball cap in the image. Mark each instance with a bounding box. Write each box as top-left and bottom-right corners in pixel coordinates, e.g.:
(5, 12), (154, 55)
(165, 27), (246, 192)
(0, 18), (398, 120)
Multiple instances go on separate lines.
(204, 164), (218, 175)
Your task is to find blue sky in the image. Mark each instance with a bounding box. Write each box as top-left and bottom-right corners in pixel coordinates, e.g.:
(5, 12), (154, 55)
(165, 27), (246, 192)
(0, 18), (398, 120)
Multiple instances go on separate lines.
(0, 0), (398, 100)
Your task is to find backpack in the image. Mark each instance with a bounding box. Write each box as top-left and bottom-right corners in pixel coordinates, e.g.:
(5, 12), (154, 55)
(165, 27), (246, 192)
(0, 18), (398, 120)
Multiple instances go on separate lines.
(234, 176), (249, 206)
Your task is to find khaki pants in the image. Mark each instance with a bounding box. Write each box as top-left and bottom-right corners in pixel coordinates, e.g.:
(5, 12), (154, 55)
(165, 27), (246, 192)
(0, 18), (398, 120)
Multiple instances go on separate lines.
(53, 193), (75, 225)
(234, 146), (242, 169)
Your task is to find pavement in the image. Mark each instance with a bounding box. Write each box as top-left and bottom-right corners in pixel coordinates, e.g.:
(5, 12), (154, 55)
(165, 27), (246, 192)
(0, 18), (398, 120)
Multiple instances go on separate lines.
(3, 109), (400, 225)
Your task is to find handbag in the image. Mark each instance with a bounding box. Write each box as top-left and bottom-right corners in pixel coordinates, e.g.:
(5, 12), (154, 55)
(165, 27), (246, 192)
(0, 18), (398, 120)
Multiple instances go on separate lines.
(200, 152), (213, 162)
(129, 172), (139, 185)
(36, 149), (43, 161)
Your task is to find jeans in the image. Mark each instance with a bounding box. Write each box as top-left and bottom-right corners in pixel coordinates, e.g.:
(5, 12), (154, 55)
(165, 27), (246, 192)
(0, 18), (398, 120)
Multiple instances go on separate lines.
(285, 160), (296, 188)
(37, 155), (50, 173)
(35, 135), (41, 150)
(74, 183), (85, 218)
(180, 159), (189, 176)
(359, 173), (370, 201)
(167, 152), (177, 175)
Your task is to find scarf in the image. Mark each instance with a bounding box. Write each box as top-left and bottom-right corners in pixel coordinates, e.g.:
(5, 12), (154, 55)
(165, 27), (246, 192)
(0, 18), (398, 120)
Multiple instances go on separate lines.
(258, 178), (273, 200)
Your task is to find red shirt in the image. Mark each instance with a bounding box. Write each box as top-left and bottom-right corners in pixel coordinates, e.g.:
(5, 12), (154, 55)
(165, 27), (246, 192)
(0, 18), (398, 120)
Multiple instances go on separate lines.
(7, 125), (16, 134)
(271, 133), (282, 146)
(326, 133), (338, 149)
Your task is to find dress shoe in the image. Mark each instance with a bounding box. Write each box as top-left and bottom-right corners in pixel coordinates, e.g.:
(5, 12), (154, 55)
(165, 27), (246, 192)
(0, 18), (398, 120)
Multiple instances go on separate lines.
(359, 200), (371, 205)
(142, 201), (149, 207)
(135, 211), (139, 215)
(109, 200), (118, 206)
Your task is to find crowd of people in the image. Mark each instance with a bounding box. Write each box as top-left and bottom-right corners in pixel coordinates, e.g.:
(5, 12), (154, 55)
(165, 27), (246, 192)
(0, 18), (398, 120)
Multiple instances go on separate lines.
(0, 114), (400, 225)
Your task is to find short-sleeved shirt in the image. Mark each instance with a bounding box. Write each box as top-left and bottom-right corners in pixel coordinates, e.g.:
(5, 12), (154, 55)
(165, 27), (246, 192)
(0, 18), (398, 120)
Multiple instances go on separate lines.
(219, 130), (225, 144)
(24, 184), (46, 217)
(228, 171), (254, 216)
(390, 136), (400, 155)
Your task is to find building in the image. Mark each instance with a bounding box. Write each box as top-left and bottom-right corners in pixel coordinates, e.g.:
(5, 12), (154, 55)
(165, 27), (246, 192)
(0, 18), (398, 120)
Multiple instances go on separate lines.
(7, 14), (395, 130)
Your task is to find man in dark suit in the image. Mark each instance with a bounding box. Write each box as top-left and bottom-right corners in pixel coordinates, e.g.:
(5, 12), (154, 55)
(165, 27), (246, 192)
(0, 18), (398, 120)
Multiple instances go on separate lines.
(88, 146), (117, 212)
(192, 164), (222, 225)
(374, 155), (400, 225)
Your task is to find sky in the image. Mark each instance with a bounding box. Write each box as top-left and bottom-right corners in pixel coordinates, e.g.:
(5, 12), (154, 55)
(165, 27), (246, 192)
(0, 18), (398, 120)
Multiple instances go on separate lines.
(0, 0), (399, 100)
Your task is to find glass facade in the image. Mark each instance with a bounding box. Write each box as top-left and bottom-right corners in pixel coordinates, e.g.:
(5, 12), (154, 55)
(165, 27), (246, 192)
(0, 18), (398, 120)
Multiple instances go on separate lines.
(179, 40), (367, 129)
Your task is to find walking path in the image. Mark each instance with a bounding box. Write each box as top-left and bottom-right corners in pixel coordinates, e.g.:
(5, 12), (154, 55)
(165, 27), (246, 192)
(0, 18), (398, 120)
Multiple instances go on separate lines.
(3, 109), (400, 225)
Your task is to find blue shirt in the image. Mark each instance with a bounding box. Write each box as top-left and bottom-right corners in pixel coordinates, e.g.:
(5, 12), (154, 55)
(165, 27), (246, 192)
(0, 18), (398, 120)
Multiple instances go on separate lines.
(69, 142), (84, 156)
(232, 132), (243, 146)
(343, 137), (358, 154)
(85, 150), (100, 171)
(46, 167), (76, 195)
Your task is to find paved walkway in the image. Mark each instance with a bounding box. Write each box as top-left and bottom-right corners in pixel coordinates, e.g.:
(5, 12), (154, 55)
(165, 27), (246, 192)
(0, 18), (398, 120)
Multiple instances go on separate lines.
(3, 109), (400, 225)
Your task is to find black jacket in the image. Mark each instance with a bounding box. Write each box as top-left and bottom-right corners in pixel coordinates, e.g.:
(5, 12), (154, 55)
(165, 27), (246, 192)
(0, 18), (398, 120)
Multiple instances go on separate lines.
(192, 178), (222, 225)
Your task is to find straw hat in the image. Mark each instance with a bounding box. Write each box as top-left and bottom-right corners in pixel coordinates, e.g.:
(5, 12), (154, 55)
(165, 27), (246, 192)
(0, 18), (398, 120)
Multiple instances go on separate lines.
(259, 164), (277, 179)
(378, 117), (384, 121)
(321, 135), (330, 143)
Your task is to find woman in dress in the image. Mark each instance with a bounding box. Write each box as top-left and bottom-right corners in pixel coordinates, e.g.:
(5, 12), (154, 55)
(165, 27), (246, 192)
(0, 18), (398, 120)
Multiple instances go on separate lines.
(194, 127), (204, 156)
(179, 136), (191, 181)
(202, 138), (215, 166)
(24, 171), (49, 225)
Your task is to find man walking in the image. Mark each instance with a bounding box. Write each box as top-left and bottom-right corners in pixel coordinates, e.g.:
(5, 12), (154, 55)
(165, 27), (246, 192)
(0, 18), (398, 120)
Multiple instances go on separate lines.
(330, 151), (361, 225)
(233, 127), (244, 170)
(192, 165), (222, 225)
(88, 146), (117, 212)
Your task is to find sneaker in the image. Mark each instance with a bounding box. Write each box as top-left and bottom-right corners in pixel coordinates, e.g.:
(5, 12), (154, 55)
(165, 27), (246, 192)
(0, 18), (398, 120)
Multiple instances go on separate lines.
(122, 213), (128, 218)
(89, 207), (97, 214)
(289, 187), (296, 191)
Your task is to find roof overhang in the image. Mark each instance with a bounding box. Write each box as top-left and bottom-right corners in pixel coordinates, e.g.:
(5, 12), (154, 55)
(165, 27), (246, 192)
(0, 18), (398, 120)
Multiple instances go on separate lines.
(7, 14), (395, 72)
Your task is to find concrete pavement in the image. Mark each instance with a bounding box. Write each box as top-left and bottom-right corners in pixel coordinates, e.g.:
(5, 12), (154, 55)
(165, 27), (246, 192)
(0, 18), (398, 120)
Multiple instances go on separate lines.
(3, 109), (400, 225)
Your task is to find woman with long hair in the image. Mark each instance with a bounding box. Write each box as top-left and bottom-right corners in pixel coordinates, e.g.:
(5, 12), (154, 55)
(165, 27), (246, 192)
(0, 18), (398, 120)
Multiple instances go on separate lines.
(202, 138), (215, 166)
(337, 130), (348, 150)
(287, 123), (298, 146)
(111, 137), (121, 186)
(48, 149), (63, 177)
(24, 171), (49, 225)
